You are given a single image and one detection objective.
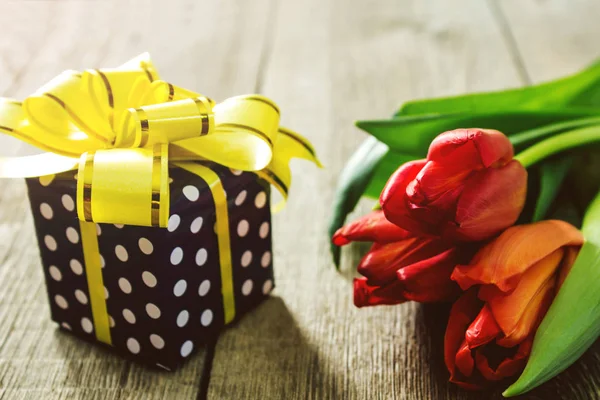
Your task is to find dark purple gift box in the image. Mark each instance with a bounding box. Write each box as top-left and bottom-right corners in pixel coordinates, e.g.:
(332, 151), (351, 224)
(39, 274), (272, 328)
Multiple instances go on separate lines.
(25, 162), (274, 370)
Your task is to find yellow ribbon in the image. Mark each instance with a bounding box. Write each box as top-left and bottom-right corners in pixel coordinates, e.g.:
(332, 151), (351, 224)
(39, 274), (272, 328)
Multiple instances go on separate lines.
(3, 54), (321, 345)
(0, 53), (322, 227)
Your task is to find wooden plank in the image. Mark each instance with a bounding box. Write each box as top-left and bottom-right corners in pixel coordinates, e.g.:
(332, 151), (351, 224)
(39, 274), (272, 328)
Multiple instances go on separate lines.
(0, 1), (271, 399)
(207, 0), (527, 399)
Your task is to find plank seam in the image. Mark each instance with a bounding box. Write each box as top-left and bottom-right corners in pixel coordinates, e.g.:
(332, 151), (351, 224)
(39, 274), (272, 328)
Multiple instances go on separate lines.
(254, 0), (280, 93)
(196, 338), (218, 400)
(486, 0), (532, 85)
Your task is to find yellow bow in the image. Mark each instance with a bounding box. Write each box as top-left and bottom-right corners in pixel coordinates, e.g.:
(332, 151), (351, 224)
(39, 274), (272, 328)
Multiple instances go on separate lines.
(0, 53), (322, 227)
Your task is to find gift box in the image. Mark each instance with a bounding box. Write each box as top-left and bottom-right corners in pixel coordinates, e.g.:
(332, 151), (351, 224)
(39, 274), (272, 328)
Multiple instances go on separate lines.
(0, 54), (320, 370)
(26, 163), (275, 369)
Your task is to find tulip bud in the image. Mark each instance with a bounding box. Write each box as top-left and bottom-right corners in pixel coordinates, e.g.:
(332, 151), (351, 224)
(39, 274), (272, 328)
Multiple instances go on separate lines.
(445, 221), (583, 389)
(380, 129), (527, 242)
(333, 211), (471, 306)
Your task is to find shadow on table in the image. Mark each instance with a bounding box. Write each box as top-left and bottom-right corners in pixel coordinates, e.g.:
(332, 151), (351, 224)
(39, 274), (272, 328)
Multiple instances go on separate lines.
(208, 295), (345, 400)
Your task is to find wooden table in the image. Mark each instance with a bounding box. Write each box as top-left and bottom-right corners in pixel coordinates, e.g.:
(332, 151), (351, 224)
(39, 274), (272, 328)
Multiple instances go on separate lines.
(1, 1), (600, 399)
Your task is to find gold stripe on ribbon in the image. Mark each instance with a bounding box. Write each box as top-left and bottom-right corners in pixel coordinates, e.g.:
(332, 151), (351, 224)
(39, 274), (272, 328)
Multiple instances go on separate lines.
(79, 220), (112, 344)
(175, 162), (236, 324)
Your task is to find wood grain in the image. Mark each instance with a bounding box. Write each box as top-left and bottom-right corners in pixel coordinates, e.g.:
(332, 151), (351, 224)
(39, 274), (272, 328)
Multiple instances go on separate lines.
(0, 0), (600, 399)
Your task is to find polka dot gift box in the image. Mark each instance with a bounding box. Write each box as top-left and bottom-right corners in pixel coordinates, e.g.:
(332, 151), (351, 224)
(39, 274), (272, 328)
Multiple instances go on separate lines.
(26, 164), (275, 369)
(0, 55), (321, 370)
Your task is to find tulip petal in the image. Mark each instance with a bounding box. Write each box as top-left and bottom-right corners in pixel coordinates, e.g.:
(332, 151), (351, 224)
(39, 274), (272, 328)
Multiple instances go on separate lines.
(380, 159), (431, 235)
(449, 160), (527, 241)
(452, 220), (584, 292)
(485, 250), (561, 346)
(465, 305), (502, 349)
(332, 210), (413, 246)
(428, 128), (514, 169)
(396, 248), (461, 302)
(556, 246), (580, 291)
(456, 340), (475, 377)
(353, 277), (406, 307)
(444, 289), (482, 381)
(475, 336), (532, 381)
(358, 238), (451, 285)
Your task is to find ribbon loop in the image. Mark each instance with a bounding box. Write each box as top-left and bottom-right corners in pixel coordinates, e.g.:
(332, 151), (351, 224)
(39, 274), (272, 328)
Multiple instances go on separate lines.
(76, 144), (169, 227)
(116, 97), (215, 148)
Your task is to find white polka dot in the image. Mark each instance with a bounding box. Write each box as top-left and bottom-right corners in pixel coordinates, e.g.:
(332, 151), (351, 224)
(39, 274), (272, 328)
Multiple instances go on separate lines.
(237, 220), (249, 237)
(180, 340), (194, 357)
(118, 277), (132, 294)
(49, 266), (62, 281)
(146, 303), (161, 319)
(242, 279), (253, 296)
(230, 169), (243, 176)
(142, 271), (157, 288)
(96, 224), (102, 236)
(55, 295), (68, 309)
(123, 309), (136, 324)
(40, 203), (53, 219)
(114, 224), (124, 229)
(109, 316), (115, 328)
(241, 251), (252, 267)
(259, 222), (270, 239)
(61, 194), (75, 211)
(195, 248), (208, 266)
(61, 322), (72, 331)
(173, 280), (187, 297)
(261, 251), (271, 268)
(75, 289), (88, 304)
(255, 191), (267, 209)
(201, 309), (213, 327)
(81, 318), (93, 333)
(168, 214), (180, 232)
(138, 238), (153, 255)
(198, 280), (211, 297)
(235, 190), (247, 206)
(263, 280), (274, 294)
(100, 255), (106, 268)
(104, 287), (110, 299)
(183, 185), (200, 201)
(39, 175), (54, 186)
(127, 338), (140, 354)
(150, 334), (165, 349)
(44, 235), (57, 251)
(176, 310), (189, 327)
(70, 259), (83, 275)
(190, 217), (203, 233)
(170, 247), (183, 265)
(66, 227), (79, 244)
(115, 245), (128, 262)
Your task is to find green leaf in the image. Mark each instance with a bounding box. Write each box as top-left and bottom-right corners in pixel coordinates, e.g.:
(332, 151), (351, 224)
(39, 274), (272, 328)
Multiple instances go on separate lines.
(510, 117), (600, 151)
(531, 156), (573, 222)
(358, 109), (599, 157)
(328, 137), (388, 268)
(396, 59), (600, 116)
(504, 191), (600, 397)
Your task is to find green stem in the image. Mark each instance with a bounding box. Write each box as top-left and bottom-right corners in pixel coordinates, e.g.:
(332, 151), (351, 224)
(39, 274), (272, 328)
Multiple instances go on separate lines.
(515, 125), (600, 168)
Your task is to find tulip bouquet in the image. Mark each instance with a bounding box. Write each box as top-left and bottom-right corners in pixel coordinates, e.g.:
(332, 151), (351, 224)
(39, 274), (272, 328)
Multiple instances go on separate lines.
(330, 60), (600, 395)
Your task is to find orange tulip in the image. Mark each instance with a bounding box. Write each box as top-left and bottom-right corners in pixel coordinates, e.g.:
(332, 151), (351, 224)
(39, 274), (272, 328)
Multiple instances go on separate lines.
(380, 129), (527, 242)
(444, 220), (583, 389)
(333, 211), (472, 306)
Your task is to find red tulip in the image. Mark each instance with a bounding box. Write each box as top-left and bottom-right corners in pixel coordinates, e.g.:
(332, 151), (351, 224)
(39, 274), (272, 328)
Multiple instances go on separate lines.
(333, 210), (471, 306)
(445, 221), (583, 389)
(380, 129), (527, 242)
